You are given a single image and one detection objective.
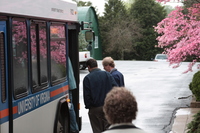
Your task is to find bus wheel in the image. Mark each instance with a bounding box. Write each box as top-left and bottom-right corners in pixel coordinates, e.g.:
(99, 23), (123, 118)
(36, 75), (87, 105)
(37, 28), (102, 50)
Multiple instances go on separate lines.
(57, 118), (69, 133)
(54, 98), (70, 133)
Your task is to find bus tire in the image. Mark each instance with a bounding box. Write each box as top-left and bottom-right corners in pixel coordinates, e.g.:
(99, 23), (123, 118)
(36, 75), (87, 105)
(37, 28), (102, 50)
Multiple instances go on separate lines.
(54, 98), (70, 133)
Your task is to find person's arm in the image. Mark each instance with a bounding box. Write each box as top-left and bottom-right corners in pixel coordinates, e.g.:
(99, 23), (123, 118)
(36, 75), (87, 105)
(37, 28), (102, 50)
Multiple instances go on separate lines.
(121, 74), (125, 87)
(109, 73), (118, 87)
(83, 77), (92, 109)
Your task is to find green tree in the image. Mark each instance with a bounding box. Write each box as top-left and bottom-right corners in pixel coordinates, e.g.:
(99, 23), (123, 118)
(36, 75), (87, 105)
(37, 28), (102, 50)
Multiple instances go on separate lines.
(105, 19), (142, 60)
(129, 0), (167, 60)
(99, 0), (142, 60)
(78, 32), (88, 51)
(72, 0), (101, 15)
(72, 0), (92, 6)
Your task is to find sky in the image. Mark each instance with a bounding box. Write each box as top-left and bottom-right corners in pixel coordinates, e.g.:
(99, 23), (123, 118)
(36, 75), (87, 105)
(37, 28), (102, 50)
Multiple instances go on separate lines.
(80, 0), (183, 16)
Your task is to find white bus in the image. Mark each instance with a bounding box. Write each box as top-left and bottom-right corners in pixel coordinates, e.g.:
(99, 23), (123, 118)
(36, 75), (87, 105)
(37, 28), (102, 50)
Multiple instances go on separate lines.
(0, 0), (89, 132)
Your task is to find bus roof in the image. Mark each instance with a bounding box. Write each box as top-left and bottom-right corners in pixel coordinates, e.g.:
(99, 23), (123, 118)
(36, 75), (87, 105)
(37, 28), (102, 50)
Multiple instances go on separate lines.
(0, 0), (78, 22)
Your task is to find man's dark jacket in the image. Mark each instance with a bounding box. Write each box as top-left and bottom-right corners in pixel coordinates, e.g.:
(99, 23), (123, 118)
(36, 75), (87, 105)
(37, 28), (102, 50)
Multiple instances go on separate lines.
(110, 68), (125, 87)
(83, 68), (117, 109)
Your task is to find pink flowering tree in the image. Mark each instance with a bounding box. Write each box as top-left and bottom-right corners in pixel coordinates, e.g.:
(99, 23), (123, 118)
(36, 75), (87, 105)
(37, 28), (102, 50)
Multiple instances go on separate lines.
(155, 1), (200, 73)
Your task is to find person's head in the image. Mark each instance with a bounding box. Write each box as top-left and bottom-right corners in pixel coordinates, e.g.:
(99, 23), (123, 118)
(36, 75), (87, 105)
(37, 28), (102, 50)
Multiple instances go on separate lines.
(102, 57), (115, 72)
(86, 58), (98, 71)
(103, 87), (138, 124)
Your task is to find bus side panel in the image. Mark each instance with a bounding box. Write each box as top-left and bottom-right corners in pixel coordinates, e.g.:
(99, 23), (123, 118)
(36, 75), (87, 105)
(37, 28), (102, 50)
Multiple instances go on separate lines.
(0, 0), (78, 22)
(12, 84), (69, 133)
(0, 21), (9, 133)
(13, 98), (60, 133)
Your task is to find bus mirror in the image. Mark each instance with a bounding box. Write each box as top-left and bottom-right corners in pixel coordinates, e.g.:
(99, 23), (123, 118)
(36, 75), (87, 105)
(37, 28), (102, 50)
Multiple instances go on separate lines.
(85, 31), (95, 42)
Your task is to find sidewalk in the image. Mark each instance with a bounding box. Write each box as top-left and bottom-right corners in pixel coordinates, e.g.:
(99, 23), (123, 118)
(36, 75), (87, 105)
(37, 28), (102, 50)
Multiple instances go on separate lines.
(170, 108), (200, 133)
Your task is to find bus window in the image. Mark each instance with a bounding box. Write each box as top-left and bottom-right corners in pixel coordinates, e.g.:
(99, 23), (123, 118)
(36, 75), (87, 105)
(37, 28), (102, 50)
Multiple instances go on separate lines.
(0, 32), (6, 102)
(30, 21), (48, 92)
(50, 24), (67, 85)
(12, 19), (28, 99)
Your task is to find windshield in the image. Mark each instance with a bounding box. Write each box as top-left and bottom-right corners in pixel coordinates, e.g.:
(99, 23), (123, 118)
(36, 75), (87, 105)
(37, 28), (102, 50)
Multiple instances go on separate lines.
(156, 54), (167, 59)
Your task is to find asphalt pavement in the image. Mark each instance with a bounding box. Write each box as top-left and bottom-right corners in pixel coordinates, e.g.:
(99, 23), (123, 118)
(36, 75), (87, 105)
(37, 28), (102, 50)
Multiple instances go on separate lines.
(79, 61), (199, 133)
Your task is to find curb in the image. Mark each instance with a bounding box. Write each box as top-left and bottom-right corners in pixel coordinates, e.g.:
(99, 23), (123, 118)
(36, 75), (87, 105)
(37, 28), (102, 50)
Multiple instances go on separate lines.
(170, 96), (200, 133)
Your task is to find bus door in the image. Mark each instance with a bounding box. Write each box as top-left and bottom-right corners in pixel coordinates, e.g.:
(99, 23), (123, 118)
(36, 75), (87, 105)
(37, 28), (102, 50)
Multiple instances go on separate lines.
(0, 21), (9, 133)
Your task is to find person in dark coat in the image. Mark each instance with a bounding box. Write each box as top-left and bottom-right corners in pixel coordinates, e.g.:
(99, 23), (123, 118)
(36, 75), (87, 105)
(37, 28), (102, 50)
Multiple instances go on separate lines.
(83, 58), (117, 133)
(102, 57), (125, 87)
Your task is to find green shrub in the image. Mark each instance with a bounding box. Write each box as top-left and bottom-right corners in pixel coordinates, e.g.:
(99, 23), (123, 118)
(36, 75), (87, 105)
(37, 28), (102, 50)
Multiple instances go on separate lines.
(187, 111), (200, 133)
(189, 71), (200, 101)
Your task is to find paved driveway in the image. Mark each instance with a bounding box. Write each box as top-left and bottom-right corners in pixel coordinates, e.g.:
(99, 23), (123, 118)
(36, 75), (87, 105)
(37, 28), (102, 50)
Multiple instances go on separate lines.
(79, 61), (199, 133)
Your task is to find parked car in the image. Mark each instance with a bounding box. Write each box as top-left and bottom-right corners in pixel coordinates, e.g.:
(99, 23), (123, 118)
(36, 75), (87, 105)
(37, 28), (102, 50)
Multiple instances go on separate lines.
(153, 54), (168, 62)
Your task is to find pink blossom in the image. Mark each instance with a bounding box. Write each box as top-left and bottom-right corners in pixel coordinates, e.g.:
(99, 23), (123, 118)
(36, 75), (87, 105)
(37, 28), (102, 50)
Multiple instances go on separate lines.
(155, 3), (200, 73)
